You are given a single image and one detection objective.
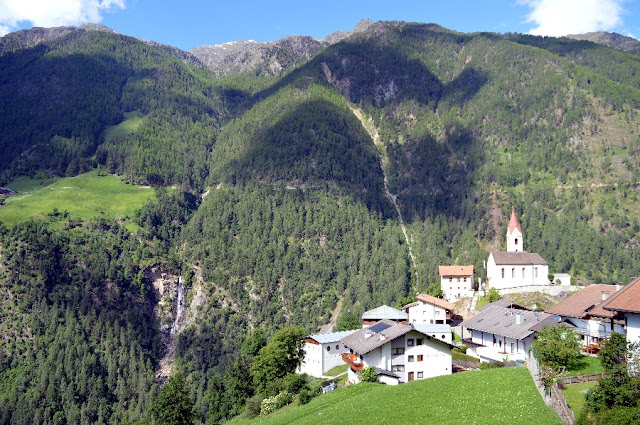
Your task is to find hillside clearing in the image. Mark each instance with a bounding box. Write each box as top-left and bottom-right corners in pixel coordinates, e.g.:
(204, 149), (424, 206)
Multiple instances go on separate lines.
(0, 170), (154, 229)
(236, 367), (561, 424)
(103, 111), (144, 142)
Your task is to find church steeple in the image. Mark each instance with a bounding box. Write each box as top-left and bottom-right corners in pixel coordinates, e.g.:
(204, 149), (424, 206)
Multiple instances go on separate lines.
(507, 208), (523, 252)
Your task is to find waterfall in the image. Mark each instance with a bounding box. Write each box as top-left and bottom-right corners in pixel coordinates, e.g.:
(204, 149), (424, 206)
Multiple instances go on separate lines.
(170, 276), (185, 335)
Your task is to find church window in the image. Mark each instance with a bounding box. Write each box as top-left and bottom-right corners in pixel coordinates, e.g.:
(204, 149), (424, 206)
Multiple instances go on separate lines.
(522, 268), (525, 278)
(515, 238), (518, 245)
(511, 268), (515, 278)
(501, 268), (504, 278)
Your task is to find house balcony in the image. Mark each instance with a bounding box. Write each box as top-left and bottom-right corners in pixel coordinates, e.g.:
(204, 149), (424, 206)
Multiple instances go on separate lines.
(342, 353), (364, 371)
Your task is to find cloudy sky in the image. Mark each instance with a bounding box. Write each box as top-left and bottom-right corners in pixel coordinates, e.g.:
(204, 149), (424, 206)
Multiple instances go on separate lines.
(1, 0), (639, 50)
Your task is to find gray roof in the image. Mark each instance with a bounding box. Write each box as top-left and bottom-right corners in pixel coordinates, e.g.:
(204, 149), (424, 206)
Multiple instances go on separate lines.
(460, 305), (551, 340)
(362, 304), (408, 321)
(491, 252), (548, 266)
(412, 324), (451, 334)
(477, 299), (530, 312)
(341, 319), (455, 354)
(375, 367), (400, 379)
(306, 330), (358, 344)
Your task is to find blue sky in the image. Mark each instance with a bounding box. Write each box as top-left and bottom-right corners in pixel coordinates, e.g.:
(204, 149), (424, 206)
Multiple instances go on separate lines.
(1, 0), (639, 51)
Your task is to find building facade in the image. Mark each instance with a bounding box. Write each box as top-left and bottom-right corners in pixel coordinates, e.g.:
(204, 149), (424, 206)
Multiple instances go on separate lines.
(439, 265), (475, 302)
(341, 320), (453, 385)
(403, 294), (454, 325)
(298, 330), (357, 377)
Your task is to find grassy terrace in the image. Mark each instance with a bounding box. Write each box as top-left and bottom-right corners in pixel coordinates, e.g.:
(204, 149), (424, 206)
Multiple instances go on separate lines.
(0, 171), (154, 229)
(235, 367), (561, 425)
(562, 382), (596, 417)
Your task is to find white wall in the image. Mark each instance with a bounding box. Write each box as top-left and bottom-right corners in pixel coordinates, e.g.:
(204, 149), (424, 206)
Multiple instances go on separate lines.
(627, 313), (640, 345)
(407, 303), (447, 325)
(440, 274), (475, 302)
(468, 330), (533, 362)
(298, 340), (351, 377)
(487, 254), (549, 290)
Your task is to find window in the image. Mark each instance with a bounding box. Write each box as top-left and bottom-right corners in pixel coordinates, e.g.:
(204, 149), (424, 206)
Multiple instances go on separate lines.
(535, 267), (538, 278)
(511, 268), (515, 278)
(392, 348), (405, 355)
(463, 277), (467, 282)
(501, 268), (505, 278)
(493, 336), (496, 346)
(408, 355), (414, 362)
(416, 339), (423, 346)
(522, 268), (525, 278)
(515, 238), (518, 245)
(435, 310), (440, 316)
(417, 355), (424, 361)
(326, 346), (331, 352)
(392, 365), (405, 372)
(442, 335), (446, 339)
(417, 372), (423, 378)
(449, 277), (452, 283)
(407, 339), (414, 346)
(335, 344), (339, 350)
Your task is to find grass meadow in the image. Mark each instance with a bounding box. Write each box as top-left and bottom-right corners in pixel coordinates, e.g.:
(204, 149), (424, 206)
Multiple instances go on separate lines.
(234, 367), (561, 425)
(0, 170), (154, 229)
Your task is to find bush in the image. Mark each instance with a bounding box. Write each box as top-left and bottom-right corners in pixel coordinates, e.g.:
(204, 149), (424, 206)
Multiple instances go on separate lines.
(299, 388), (314, 405)
(487, 288), (501, 302)
(479, 361), (505, 370)
(284, 373), (309, 395)
(245, 396), (263, 419)
(260, 391), (293, 416)
(360, 366), (378, 382)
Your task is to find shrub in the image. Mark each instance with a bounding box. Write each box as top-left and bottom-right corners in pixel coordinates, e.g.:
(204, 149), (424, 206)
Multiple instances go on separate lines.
(260, 391), (293, 416)
(299, 388), (314, 405)
(360, 366), (378, 382)
(479, 361), (505, 370)
(284, 373), (309, 395)
(487, 288), (501, 302)
(245, 396), (263, 419)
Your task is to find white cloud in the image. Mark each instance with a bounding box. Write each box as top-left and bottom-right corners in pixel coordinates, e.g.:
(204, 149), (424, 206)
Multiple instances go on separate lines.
(0, 24), (9, 36)
(0, 0), (125, 34)
(520, 0), (625, 36)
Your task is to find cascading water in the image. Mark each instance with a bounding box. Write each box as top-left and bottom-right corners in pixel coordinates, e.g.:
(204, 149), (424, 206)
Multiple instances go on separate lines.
(170, 276), (185, 335)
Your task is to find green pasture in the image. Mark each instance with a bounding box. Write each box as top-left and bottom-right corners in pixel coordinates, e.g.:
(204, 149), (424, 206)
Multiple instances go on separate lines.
(567, 355), (603, 376)
(0, 171), (154, 228)
(234, 367), (560, 425)
(103, 111), (144, 142)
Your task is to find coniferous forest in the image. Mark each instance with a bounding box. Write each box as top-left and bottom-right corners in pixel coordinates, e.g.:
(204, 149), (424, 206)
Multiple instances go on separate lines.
(0, 21), (639, 423)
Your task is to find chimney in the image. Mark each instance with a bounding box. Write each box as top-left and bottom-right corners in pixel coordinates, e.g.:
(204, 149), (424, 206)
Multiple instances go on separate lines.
(602, 291), (609, 301)
(379, 333), (386, 341)
(515, 314), (524, 325)
(365, 329), (373, 339)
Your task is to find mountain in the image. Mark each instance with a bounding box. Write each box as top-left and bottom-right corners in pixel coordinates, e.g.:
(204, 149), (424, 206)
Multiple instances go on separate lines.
(0, 19), (639, 424)
(190, 19), (374, 77)
(566, 31), (640, 55)
(0, 23), (116, 55)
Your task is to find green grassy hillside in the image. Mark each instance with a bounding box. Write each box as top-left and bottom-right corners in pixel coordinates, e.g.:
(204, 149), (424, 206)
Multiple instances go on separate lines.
(0, 170), (154, 227)
(236, 367), (560, 425)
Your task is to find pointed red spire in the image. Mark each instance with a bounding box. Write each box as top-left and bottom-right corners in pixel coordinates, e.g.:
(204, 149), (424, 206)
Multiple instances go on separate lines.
(508, 208), (522, 234)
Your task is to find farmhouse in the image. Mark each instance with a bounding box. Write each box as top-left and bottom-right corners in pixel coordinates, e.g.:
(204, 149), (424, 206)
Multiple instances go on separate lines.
(486, 209), (552, 290)
(439, 265), (475, 302)
(546, 284), (624, 349)
(593, 276), (640, 345)
(298, 330), (357, 377)
(341, 319), (454, 385)
(460, 302), (555, 362)
(403, 293), (454, 325)
(362, 304), (408, 327)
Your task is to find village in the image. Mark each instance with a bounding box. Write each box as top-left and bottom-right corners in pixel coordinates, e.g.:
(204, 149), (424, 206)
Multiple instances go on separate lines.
(296, 209), (640, 414)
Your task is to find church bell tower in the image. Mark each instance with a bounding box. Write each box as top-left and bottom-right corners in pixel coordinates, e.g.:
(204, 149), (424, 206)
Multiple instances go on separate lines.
(506, 208), (523, 252)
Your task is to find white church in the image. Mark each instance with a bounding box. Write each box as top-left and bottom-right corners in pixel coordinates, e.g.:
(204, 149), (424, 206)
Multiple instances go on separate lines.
(486, 209), (552, 290)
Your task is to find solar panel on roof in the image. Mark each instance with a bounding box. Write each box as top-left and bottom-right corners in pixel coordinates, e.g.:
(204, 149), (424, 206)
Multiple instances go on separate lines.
(369, 322), (392, 334)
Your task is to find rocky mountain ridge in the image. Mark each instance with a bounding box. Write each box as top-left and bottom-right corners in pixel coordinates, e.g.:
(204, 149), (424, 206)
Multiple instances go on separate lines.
(566, 31), (640, 55)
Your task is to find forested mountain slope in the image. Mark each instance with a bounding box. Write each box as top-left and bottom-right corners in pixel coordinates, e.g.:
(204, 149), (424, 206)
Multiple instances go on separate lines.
(0, 20), (639, 424)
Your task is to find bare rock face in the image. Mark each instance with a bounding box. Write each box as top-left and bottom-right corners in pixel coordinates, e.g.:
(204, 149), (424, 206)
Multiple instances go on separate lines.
(323, 18), (374, 44)
(566, 31), (640, 55)
(191, 35), (324, 77)
(0, 24), (116, 55)
(145, 266), (181, 333)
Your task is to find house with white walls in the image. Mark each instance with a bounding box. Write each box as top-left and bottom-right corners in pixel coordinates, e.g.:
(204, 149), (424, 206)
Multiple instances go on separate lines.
(439, 265), (475, 302)
(297, 330), (358, 377)
(546, 284), (624, 348)
(460, 302), (557, 362)
(403, 294), (455, 325)
(594, 276), (640, 345)
(340, 319), (454, 385)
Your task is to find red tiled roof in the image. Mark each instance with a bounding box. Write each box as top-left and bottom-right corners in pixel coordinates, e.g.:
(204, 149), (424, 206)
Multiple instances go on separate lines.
(601, 276), (640, 314)
(416, 293), (455, 311)
(438, 265), (474, 277)
(508, 208), (522, 234)
(546, 284), (620, 319)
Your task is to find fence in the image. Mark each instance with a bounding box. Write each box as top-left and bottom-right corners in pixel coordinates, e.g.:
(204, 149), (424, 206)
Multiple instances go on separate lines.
(526, 352), (575, 425)
(558, 373), (605, 385)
